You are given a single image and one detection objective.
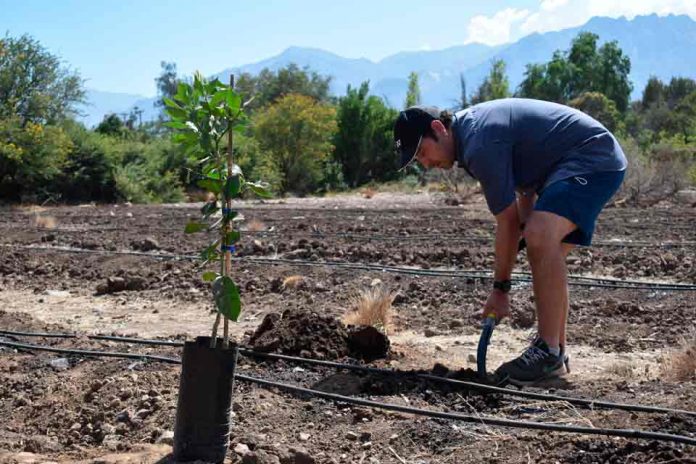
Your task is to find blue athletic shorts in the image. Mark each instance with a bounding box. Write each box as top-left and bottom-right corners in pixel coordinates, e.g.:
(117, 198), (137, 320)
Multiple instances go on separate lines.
(534, 170), (626, 246)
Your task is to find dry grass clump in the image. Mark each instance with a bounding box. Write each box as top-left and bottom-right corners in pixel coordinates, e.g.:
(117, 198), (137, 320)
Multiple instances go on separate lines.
(34, 214), (57, 229)
(343, 286), (395, 334)
(282, 275), (305, 290)
(662, 333), (696, 381)
(605, 362), (636, 379)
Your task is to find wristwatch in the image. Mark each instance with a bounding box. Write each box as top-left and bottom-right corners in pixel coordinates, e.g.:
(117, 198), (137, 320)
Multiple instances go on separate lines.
(493, 279), (512, 293)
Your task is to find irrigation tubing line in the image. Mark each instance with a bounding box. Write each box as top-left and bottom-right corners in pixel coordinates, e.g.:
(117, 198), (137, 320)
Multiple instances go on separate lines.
(0, 339), (180, 364)
(10, 226), (696, 248)
(1, 331), (694, 418)
(239, 374), (696, 446)
(4, 243), (696, 291)
(0, 340), (693, 446)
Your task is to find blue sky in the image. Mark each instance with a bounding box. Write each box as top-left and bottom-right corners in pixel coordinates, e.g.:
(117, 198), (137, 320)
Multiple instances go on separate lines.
(2, 0), (695, 96)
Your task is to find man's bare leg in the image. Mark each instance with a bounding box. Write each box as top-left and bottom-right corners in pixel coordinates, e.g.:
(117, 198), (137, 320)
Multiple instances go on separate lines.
(523, 211), (577, 350)
(560, 243), (575, 348)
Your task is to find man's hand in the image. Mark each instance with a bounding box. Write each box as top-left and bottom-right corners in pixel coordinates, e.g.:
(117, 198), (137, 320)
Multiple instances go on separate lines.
(483, 289), (510, 321)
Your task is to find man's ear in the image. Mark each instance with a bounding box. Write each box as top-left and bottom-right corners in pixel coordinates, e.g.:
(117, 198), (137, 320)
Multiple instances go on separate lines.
(430, 119), (447, 136)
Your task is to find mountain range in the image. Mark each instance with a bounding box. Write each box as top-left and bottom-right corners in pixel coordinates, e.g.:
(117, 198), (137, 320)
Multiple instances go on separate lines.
(78, 13), (696, 127)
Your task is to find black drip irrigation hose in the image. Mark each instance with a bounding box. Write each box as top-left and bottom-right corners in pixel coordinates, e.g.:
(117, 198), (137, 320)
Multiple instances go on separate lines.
(2, 330), (695, 418)
(0, 339), (694, 446)
(14, 225), (696, 248)
(239, 374), (696, 446)
(4, 243), (696, 291)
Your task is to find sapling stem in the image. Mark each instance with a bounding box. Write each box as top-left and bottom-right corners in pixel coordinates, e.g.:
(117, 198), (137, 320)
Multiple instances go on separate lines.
(210, 313), (221, 348)
(221, 74), (236, 350)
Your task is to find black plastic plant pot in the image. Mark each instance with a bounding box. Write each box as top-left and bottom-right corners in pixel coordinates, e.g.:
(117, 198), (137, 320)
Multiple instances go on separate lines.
(173, 336), (238, 463)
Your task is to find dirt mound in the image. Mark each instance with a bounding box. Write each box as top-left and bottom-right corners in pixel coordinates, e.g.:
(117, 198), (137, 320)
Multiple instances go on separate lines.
(346, 325), (390, 361)
(559, 439), (691, 463)
(0, 310), (67, 334)
(248, 309), (389, 361)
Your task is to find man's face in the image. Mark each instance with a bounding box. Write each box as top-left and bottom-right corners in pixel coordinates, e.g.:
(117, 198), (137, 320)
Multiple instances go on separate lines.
(415, 126), (454, 170)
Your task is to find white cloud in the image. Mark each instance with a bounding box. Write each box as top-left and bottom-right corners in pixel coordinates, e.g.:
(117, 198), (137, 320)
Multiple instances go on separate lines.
(541, 0), (569, 11)
(464, 8), (531, 45)
(519, 0), (696, 37)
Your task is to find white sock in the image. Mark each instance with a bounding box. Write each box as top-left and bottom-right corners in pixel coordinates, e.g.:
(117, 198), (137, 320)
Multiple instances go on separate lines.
(548, 346), (560, 357)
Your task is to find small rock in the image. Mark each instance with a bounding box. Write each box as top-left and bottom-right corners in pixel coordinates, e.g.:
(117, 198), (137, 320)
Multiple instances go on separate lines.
(424, 328), (438, 337)
(48, 358), (70, 371)
(45, 290), (71, 297)
(361, 442), (372, 449)
(234, 443), (251, 455)
(243, 450), (281, 464)
(115, 410), (130, 423)
(449, 320), (464, 329)
(345, 431), (358, 441)
(135, 409), (150, 420)
(467, 354), (477, 363)
(298, 432), (310, 441)
(155, 430), (174, 445)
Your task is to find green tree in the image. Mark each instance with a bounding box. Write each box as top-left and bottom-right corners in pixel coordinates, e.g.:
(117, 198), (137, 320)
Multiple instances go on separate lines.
(0, 34), (84, 125)
(665, 77), (696, 108)
(253, 94), (337, 194)
(404, 72), (421, 108)
(568, 92), (621, 133)
(236, 64), (332, 113)
(667, 91), (696, 143)
(641, 76), (665, 109)
(155, 61), (179, 107)
(471, 59), (510, 104)
(459, 73), (469, 109)
(517, 32), (631, 112)
(334, 82), (399, 187)
(0, 117), (73, 200)
(96, 114), (126, 137)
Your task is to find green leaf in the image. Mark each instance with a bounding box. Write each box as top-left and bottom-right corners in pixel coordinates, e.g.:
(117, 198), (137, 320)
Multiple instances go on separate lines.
(184, 221), (207, 234)
(200, 201), (219, 219)
(212, 276), (242, 321)
(200, 240), (221, 262)
(246, 181), (273, 199)
(210, 88), (229, 108)
(174, 82), (190, 103)
(226, 91), (242, 111)
(224, 230), (241, 245)
(164, 105), (187, 120)
(223, 209), (238, 222)
(202, 271), (218, 282)
(163, 120), (188, 130)
(197, 178), (222, 194)
(224, 175), (241, 199)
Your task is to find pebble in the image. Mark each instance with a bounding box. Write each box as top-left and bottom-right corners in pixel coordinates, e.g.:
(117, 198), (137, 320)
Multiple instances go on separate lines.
(345, 431), (358, 440)
(234, 443), (251, 455)
(155, 430), (174, 445)
(48, 358), (70, 371)
(298, 432), (311, 441)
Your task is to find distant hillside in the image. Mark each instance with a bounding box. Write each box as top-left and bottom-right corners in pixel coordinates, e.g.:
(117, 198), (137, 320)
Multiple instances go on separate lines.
(79, 13), (696, 124)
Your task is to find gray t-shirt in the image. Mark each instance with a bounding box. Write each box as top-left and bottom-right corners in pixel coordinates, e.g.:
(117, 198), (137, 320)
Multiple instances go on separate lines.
(454, 98), (627, 215)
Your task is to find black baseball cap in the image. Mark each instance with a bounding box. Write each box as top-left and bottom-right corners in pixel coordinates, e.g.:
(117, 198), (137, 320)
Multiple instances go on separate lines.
(393, 106), (441, 170)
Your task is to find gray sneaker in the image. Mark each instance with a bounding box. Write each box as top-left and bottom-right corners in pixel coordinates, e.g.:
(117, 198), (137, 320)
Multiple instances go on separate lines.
(495, 338), (565, 386)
